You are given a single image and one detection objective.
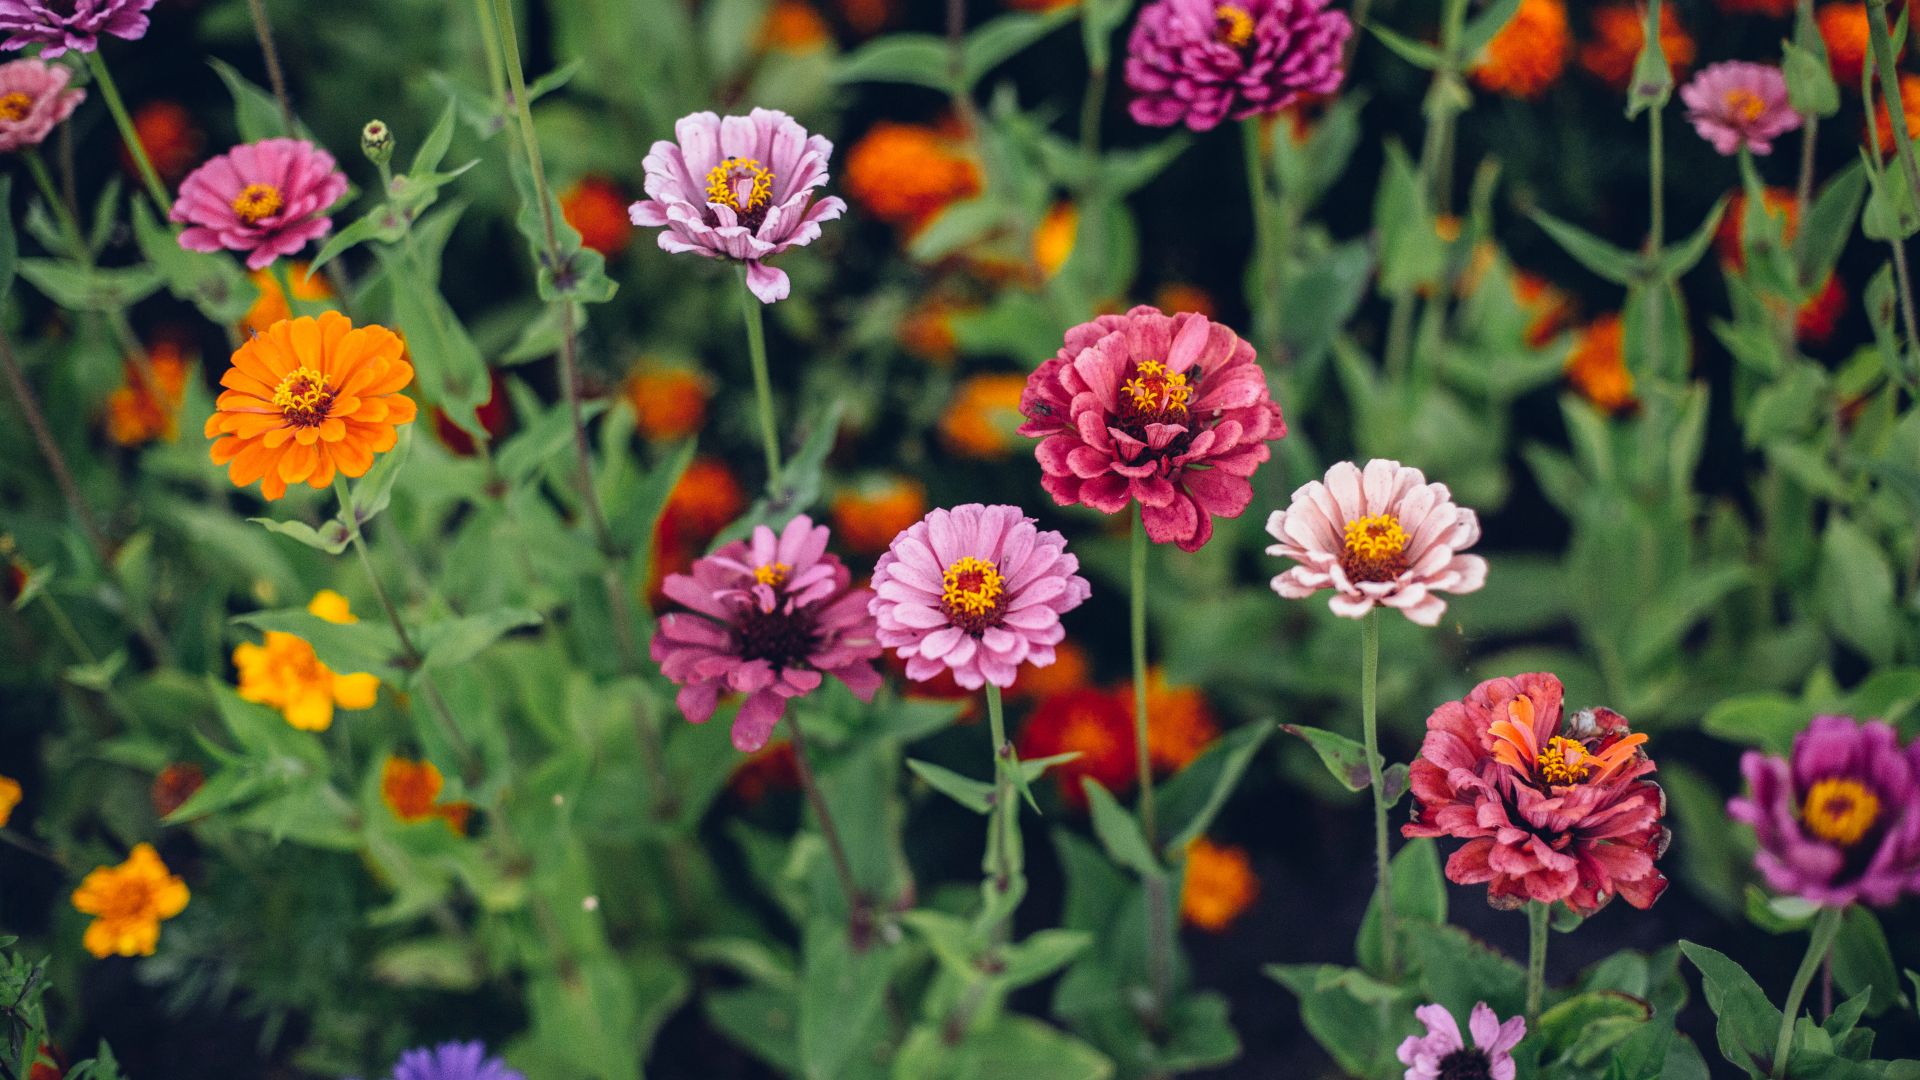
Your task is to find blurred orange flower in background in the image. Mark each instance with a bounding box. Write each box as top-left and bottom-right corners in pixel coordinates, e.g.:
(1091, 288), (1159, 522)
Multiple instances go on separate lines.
(649, 457), (747, 603)
(1715, 186), (1796, 268)
(843, 121), (981, 232)
(1181, 838), (1258, 931)
(561, 175), (633, 257)
(729, 742), (801, 804)
(1008, 638), (1090, 702)
(243, 261), (333, 335)
(624, 363), (711, 441)
(1565, 314), (1636, 414)
(150, 763), (205, 818)
(72, 843), (189, 958)
(0, 774), (19, 828)
(233, 590), (380, 732)
(1514, 271), (1575, 347)
(1134, 668), (1220, 774)
(762, 0), (833, 51)
(1579, 3), (1694, 92)
(1818, 3), (1897, 90)
(831, 475), (926, 555)
(834, 0), (891, 35)
(1033, 202), (1078, 279)
(1869, 72), (1920, 156)
(125, 100), (202, 183)
(1471, 0), (1569, 100)
(105, 341), (191, 446)
(939, 373), (1027, 458)
(1018, 686), (1136, 807)
(1153, 283), (1217, 320)
(901, 296), (969, 364)
(381, 757), (472, 833)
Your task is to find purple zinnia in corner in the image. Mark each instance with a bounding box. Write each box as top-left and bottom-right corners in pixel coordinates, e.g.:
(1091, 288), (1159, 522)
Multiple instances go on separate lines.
(1397, 1002), (1525, 1080)
(1124, 0), (1352, 132)
(383, 1042), (525, 1080)
(0, 0), (159, 57)
(1679, 61), (1801, 156)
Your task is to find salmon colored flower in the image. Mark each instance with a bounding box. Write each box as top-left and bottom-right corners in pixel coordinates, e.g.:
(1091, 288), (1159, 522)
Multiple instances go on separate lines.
(205, 312), (417, 501)
(1137, 667), (1220, 772)
(1869, 71), (1920, 156)
(1471, 0), (1569, 100)
(1181, 837), (1258, 930)
(842, 121), (981, 232)
(431, 370), (510, 457)
(128, 100), (202, 183)
(150, 763), (204, 818)
(233, 590), (380, 731)
(1579, 3), (1694, 93)
(173, 138), (348, 270)
(105, 342), (190, 446)
(1018, 686), (1136, 806)
(71, 843), (189, 958)
(831, 475), (927, 556)
(761, 0), (833, 51)
(624, 363), (710, 441)
(242, 261), (333, 334)
(1565, 314), (1635, 413)
(941, 373), (1027, 458)
(1818, 3), (1894, 90)
(381, 757), (472, 833)
(561, 175), (634, 257)
(1681, 61), (1801, 155)
(0, 58), (83, 153)
(0, 773), (19, 827)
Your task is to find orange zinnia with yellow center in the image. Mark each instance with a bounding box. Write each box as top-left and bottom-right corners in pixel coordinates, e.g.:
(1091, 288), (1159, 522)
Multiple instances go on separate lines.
(206, 312), (417, 500)
(0, 92), (33, 122)
(71, 843), (189, 958)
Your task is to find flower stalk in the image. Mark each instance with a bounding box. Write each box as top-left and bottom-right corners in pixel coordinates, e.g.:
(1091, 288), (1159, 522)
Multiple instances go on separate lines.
(1130, 506), (1156, 846)
(1361, 608), (1396, 977)
(82, 51), (170, 214)
(788, 709), (871, 944)
(243, 0), (298, 137)
(738, 264), (784, 485)
(1526, 899), (1550, 1025)
(1772, 906), (1844, 1079)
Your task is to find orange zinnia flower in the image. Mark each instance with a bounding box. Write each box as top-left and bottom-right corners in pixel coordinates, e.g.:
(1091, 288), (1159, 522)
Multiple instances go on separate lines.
(561, 175), (634, 257)
(206, 312), (417, 501)
(939, 373), (1026, 458)
(1869, 72), (1920, 156)
(830, 475), (926, 556)
(900, 297), (970, 364)
(125, 100), (202, 184)
(1513, 271), (1575, 348)
(1180, 837), (1258, 930)
(105, 341), (191, 446)
(843, 121), (981, 232)
(1566, 314), (1636, 414)
(1018, 686), (1136, 808)
(1471, 0), (1569, 100)
(1818, 3), (1899, 90)
(762, 0), (833, 51)
(242, 261), (334, 335)
(381, 756), (473, 833)
(1133, 667), (1220, 773)
(1579, 3), (1694, 93)
(1007, 638), (1090, 702)
(624, 363), (711, 441)
(1153, 283), (1218, 319)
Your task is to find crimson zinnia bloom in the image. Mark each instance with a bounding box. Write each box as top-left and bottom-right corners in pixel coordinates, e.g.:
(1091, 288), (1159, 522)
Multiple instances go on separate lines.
(1124, 0), (1351, 131)
(1403, 673), (1669, 915)
(1020, 306), (1284, 552)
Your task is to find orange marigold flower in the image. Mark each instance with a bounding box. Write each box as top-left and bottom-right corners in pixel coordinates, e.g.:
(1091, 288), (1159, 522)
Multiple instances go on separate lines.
(1033, 202), (1078, 279)
(150, 763), (205, 818)
(901, 297), (969, 364)
(0, 773), (19, 828)
(1153, 283), (1217, 320)
(939, 373), (1027, 458)
(1133, 668), (1220, 773)
(1579, 3), (1694, 92)
(71, 843), (189, 958)
(831, 475), (927, 556)
(843, 121), (981, 231)
(1514, 271), (1575, 348)
(381, 756), (469, 832)
(624, 363), (711, 441)
(1017, 687), (1136, 808)
(1819, 3), (1898, 90)
(242, 261), (334, 335)
(206, 312), (417, 501)
(1008, 638), (1090, 702)
(1181, 837), (1258, 931)
(762, 0), (833, 51)
(729, 742), (801, 804)
(233, 590), (380, 731)
(105, 341), (190, 447)
(1869, 72), (1920, 156)
(125, 100), (202, 184)
(1471, 0), (1569, 100)
(1566, 314), (1636, 414)
(561, 175), (634, 257)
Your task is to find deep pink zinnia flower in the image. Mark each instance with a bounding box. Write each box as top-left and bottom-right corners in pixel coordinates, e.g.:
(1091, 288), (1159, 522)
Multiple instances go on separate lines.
(869, 504), (1091, 691)
(629, 107), (846, 304)
(1680, 61), (1801, 156)
(651, 515), (883, 753)
(171, 138), (347, 271)
(0, 58), (83, 154)
(1727, 715), (1920, 908)
(1019, 306), (1284, 552)
(0, 0), (156, 57)
(1403, 672), (1670, 916)
(1123, 0), (1351, 132)
(1397, 1002), (1525, 1080)
(1265, 459), (1487, 626)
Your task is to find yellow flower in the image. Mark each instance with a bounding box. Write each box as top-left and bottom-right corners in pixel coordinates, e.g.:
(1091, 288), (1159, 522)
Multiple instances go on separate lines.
(0, 774), (19, 828)
(1180, 838), (1258, 931)
(232, 591), (379, 731)
(72, 843), (189, 958)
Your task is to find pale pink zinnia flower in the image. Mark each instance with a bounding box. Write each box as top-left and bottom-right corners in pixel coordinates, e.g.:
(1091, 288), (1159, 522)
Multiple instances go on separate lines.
(1019, 306), (1284, 552)
(629, 108), (846, 304)
(1397, 1002), (1525, 1080)
(1680, 61), (1801, 156)
(171, 138), (347, 271)
(0, 58), (83, 154)
(869, 504), (1091, 691)
(1265, 459), (1487, 626)
(651, 515), (883, 752)
(0, 0), (156, 57)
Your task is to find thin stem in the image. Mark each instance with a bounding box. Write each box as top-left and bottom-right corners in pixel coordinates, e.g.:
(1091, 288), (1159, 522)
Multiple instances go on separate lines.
(472, 0), (509, 107)
(738, 266), (784, 485)
(1078, 62), (1107, 161)
(984, 683), (1017, 913)
(1242, 120), (1278, 360)
(1772, 906), (1845, 1079)
(243, 0), (298, 137)
(1360, 609), (1395, 978)
(1129, 507), (1155, 846)
(490, 0), (558, 250)
(789, 710), (870, 944)
(1526, 901), (1550, 1026)
(272, 259), (308, 319)
(1644, 104), (1668, 375)
(83, 52), (170, 214)
(1144, 870), (1174, 1026)
(1794, 113), (1820, 228)
(1868, 0), (1920, 206)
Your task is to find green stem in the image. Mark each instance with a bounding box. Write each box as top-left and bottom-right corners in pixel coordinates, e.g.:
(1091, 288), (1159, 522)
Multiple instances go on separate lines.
(738, 266), (784, 485)
(472, 0), (509, 106)
(243, 0), (297, 136)
(22, 149), (86, 259)
(1868, 0), (1920, 206)
(1361, 608), (1395, 978)
(1526, 901), (1550, 1026)
(83, 51), (170, 214)
(984, 683), (1018, 917)
(788, 710), (870, 944)
(272, 259), (308, 319)
(1129, 507), (1155, 846)
(1772, 907), (1845, 1079)
(1078, 63), (1107, 161)
(1242, 120), (1278, 360)
(1644, 103), (1668, 376)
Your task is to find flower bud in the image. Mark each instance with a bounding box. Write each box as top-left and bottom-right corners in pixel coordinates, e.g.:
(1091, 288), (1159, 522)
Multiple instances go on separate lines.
(361, 120), (393, 166)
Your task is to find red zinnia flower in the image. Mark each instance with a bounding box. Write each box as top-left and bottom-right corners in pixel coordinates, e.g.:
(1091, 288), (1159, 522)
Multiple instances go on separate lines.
(1018, 686), (1136, 807)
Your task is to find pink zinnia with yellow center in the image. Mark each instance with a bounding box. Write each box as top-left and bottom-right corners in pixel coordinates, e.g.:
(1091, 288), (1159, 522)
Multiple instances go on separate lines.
(172, 138), (347, 270)
(0, 58), (83, 154)
(1679, 61), (1801, 156)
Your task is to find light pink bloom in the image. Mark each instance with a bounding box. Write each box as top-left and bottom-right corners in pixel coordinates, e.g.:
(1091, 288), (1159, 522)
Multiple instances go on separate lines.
(1019, 306), (1284, 552)
(1397, 1002), (1525, 1080)
(1680, 61), (1801, 156)
(171, 138), (347, 271)
(869, 504), (1091, 691)
(629, 108), (846, 304)
(1265, 459), (1487, 626)
(0, 58), (82, 153)
(651, 515), (883, 752)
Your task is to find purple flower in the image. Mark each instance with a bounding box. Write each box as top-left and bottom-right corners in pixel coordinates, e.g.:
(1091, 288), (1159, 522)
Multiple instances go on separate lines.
(0, 0), (156, 57)
(389, 1042), (524, 1080)
(1728, 715), (1920, 908)
(1679, 61), (1801, 156)
(171, 138), (348, 270)
(629, 107), (846, 304)
(1397, 1002), (1525, 1080)
(651, 514), (882, 752)
(0, 58), (83, 153)
(869, 504), (1091, 691)
(1124, 0), (1351, 132)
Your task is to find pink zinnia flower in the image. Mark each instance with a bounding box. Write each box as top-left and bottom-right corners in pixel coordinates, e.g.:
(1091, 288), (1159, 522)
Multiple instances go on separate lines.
(1019, 306), (1284, 552)
(1403, 672), (1670, 916)
(1124, 0), (1351, 132)
(651, 515), (883, 753)
(0, 58), (83, 154)
(629, 108), (846, 304)
(0, 0), (156, 57)
(1680, 61), (1801, 156)
(869, 504), (1091, 691)
(1265, 459), (1487, 626)
(170, 138), (347, 271)
(1397, 1002), (1525, 1080)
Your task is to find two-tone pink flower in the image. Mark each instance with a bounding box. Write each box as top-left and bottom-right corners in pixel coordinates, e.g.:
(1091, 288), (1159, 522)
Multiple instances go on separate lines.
(1124, 0), (1351, 131)
(0, 0), (156, 57)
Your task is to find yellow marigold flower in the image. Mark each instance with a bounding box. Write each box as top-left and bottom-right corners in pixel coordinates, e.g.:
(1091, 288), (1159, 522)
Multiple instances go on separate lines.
(0, 774), (20, 828)
(843, 121), (981, 232)
(241, 261), (333, 335)
(831, 475), (927, 555)
(1033, 202), (1078, 279)
(1471, 0), (1568, 100)
(72, 843), (189, 958)
(105, 341), (191, 447)
(1579, 3), (1694, 93)
(939, 373), (1026, 458)
(1180, 838), (1258, 931)
(1137, 668), (1220, 773)
(762, 0), (833, 51)
(1565, 314), (1636, 414)
(624, 364), (711, 441)
(233, 591), (380, 732)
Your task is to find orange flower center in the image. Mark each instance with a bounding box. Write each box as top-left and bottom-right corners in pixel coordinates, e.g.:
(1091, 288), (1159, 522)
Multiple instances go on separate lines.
(753, 562), (791, 587)
(1723, 88), (1767, 124)
(1802, 778), (1879, 846)
(231, 182), (284, 224)
(91, 871), (162, 923)
(1340, 513), (1409, 583)
(941, 556), (1004, 631)
(0, 92), (33, 122)
(705, 157), (774, 214)
(1215, 4), (1255, 47)
(272, 366), (335, 427)
(1121, 360), (1192, 421)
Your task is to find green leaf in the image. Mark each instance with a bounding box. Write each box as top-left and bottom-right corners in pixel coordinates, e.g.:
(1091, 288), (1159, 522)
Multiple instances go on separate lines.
(232, 608), (405, 683)
(1375, 142), (1444, 293)
(1159, 720), (1273, 855)
(1538, 990), (1654, 1069)
(249, 515), (352, 555)
(1412, 924), (1528, 1020)
(1082, 779), (1161, 876)
(14, 258), (163, 311)
(1532, 208), (1643, 286)
(1658, 197), (1730, 278)
(208, 58), (308, 142)
(373, 238), (492, 431)
(1460, 0), (1522, 60)
(834, 34), (951, 91)
(1356, 838), (1447, 976)
(1680, 940), (1783, 1076)
(962, 9), (1075, 86)
(347, 426), (412, 528)
(1703, 693), (1812, 754)
(1833, 907), (1906, 1016)
(131, 200), (258, 324)
(907, 758), (992, 814)
(1280, 722), (1376, 793)
(1819, 517), (1898, 664)
(999, 929), (1092, 988)
(1370, 24), (1443, 70)
(506, 154), (618, 304)
(798, 920), (892, 1080)
(1785, 4), (1839, 118)
(418, 608), (543, 672)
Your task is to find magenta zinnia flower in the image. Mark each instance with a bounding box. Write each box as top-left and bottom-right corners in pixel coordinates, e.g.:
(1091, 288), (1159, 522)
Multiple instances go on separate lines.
(869, 504), (1091, 691)
(0, 0), (156, 57)
(1397, 1002), (1525, 1080)
(1265, 459), (1487, 626)
(651, 514), (882, 753)
(171, 138), (347, 270)
(1019, 306), (1284, 552)
(0, 58), (82, 154)
(629, 107), (846, 304)
(1124, 0), (1351, 131)
(1727, 715), (1920, 908)
(1403, 673), (1670, 916)
(1680, 61), (1801, 156)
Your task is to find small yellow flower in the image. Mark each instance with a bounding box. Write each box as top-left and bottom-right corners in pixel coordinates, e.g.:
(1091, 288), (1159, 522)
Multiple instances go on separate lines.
(232, 591), (379, 731)
(1181, 837), (1258, 931)
(72, 843), (189, 958)
(0, 774), (20, 828)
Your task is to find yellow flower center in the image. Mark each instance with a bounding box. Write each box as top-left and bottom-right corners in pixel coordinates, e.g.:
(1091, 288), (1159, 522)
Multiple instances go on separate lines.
(1802, 778), (1880, 847)
(940, 556), (1005, 628)
(1723, 88), (1768, 124)
(231, 182), (284, 224)
(1121, 359), (1192, 419)
(272, 366), (335, 427)
(1535, 735), (1593, 786)
(705, 157), (775, 214)
(1340, 513), (1409, 583)
(1215, 4), (1255, 47)
(0, 92), (33, 122)
(754, 562), (791, 587)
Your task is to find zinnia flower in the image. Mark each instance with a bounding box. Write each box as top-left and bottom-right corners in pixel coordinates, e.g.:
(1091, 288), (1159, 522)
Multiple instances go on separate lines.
(105, 341), (190, 446)
(381, 757), (471, 833)
(233, 590), (380, 731)
(869, 503), (1092, 690)
(1565, 314), (1635, 413)
(0, 0), (156, 57)
(1021, 306), (1285, 552)
(623, 363), (710, 441)
(0, 773), (19, 827)
(831, 475), (927, 556)
(1017, 685), (1136, 805)
(1578, 3), (1694, 93)
(386, 1042), (525, 1080)
(1470, 0), (1569, 101)
(651, 515), (883, 752)
(1033, 201), (1078, 279)
(172, 138), (347, 270)
(71, 843), (188, 958)
(842, 120), (980, 232)
(1403, 672), (1670, 915)
(1265, 459), (1486, 626)
(629, 107), (846, 304)
(1181, 837), (1258, 930)
(1727, 715), (1920, 908)
(1818, 3), (1890, 89)
(560, 174), (633, 257)
(729, 742), (801, 804)
(1124, 0), (1352, 131)
(1398, 1002), (1526, 1080)
(205, 311), (416, 501)
(1869, 71), (1920, 157)
(942, 373), (1028, 458)
(1680, 62), (1801, 156)
(128, 100), (201, 183)
(0, 58), (82, 153)
(761, 0), (833, 51)
(242, 261), (333, 334)
(1134, 667), (1219, 772)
